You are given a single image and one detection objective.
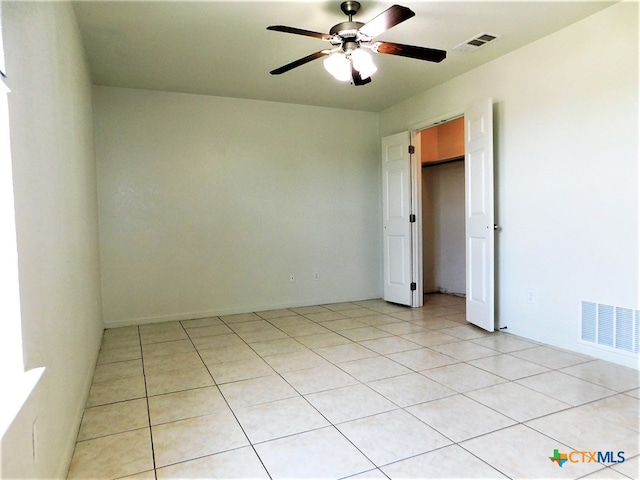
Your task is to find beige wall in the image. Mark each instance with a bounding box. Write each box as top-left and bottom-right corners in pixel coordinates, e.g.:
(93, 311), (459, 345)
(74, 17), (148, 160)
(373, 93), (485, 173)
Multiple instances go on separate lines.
(2, 2), (103, 477)
(94, 87), (381, 326)
(381, 1), (639, 367)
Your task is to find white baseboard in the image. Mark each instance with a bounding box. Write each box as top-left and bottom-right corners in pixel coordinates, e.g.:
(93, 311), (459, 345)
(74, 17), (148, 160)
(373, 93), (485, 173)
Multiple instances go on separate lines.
(505, 324), (640, 370)
(103, 294), (383, 328)
(57, 331), (103, 479)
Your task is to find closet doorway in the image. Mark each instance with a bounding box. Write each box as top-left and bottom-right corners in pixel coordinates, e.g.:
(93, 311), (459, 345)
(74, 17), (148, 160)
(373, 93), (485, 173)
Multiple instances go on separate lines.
(383, 98), (494, 329)
(420, 117), (466, 298)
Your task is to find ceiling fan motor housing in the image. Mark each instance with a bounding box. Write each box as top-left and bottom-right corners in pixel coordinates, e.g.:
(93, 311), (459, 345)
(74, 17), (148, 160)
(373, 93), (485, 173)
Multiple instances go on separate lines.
(334, 1), (364, 40)
(329, 21), (365, 37)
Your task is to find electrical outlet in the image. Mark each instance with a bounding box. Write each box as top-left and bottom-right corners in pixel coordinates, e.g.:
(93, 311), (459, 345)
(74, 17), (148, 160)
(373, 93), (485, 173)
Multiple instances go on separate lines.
(527, 289), (535, 304)
(313, 272), (320, 281)
(289, 273), (295, 283)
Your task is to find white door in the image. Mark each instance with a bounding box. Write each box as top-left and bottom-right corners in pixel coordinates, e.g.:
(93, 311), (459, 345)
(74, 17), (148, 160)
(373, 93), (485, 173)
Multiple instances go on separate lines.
(464, 98), (495, 331)
(382, 132), (413, 306)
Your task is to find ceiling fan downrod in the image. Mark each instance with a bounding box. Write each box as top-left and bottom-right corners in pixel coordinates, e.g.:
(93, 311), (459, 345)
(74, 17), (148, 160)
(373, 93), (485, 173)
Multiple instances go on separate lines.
(330, 1), (365, 37)
(340, 1), (361, 21)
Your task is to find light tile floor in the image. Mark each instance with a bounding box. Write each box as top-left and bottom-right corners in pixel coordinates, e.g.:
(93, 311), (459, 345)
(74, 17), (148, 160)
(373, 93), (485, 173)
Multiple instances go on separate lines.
(67, 295), (640, 479)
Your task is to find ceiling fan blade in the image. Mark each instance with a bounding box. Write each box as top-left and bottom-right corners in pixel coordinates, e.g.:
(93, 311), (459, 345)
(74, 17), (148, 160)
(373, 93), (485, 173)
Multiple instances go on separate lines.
(351, 63), (372, 86)
(270, 51), (328, 75)
(358, 4), (415, 38)
(373, 41), (446, 63)
(267, 25), (332, 41)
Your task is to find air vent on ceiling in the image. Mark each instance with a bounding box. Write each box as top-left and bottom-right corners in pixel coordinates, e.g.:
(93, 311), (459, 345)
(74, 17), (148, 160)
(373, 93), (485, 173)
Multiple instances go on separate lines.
(454, 33), (501, 52)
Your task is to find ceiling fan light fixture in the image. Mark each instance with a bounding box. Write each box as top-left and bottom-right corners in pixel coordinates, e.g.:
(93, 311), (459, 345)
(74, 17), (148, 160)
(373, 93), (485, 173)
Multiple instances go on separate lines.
(323, 52), (351, 81)
(350, 49), (377, 80)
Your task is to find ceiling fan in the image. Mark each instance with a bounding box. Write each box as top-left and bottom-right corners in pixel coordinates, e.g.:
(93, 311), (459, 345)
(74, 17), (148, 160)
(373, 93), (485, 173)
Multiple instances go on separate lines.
(267, 1), (446, 86)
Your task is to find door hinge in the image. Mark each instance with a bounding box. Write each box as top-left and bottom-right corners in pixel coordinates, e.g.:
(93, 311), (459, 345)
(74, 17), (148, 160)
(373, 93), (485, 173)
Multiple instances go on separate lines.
(409, 214), (416, 223)
(408, 145), (415, 155)
(410, 282), (417, 291)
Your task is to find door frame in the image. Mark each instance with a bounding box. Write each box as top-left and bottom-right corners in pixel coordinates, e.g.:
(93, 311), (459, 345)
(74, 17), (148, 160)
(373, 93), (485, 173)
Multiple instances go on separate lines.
(409, 109), (465, 308)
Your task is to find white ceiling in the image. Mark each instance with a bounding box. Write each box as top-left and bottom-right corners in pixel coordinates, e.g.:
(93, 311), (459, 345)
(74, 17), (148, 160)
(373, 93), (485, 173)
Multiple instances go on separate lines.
(73, 0), (615, 112)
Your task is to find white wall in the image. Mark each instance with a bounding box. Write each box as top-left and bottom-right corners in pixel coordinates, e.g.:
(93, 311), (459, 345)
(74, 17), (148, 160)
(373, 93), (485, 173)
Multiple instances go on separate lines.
(422, 161), (465, 295)
(382, 1), (639, 367)
(1, 2), (103, 477)
(94, 87), (381, 326)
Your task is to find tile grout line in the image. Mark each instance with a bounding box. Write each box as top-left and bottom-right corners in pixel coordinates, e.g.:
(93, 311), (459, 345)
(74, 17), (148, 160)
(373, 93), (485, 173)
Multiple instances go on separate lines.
(209, 306), (418, 477)
(181, 315), (276, 480)
(218, 307), (372, 471)
(138, 324), (159, 480)
(244, 310), (390, 478)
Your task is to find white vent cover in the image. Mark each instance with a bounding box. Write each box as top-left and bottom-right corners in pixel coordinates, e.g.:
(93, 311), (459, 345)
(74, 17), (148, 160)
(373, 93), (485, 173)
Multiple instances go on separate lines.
(454, 33), (502, 52)
(581, 301), (639, 354)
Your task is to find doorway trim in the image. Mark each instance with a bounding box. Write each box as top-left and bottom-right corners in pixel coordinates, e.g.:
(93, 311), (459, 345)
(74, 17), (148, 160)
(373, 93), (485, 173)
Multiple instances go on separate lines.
(409, 109), (464, 308)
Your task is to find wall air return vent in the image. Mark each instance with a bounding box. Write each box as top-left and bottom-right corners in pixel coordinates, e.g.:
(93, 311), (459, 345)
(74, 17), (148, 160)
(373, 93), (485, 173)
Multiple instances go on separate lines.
(454, 33), (501, 52)
(581, 301), (639, 354)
